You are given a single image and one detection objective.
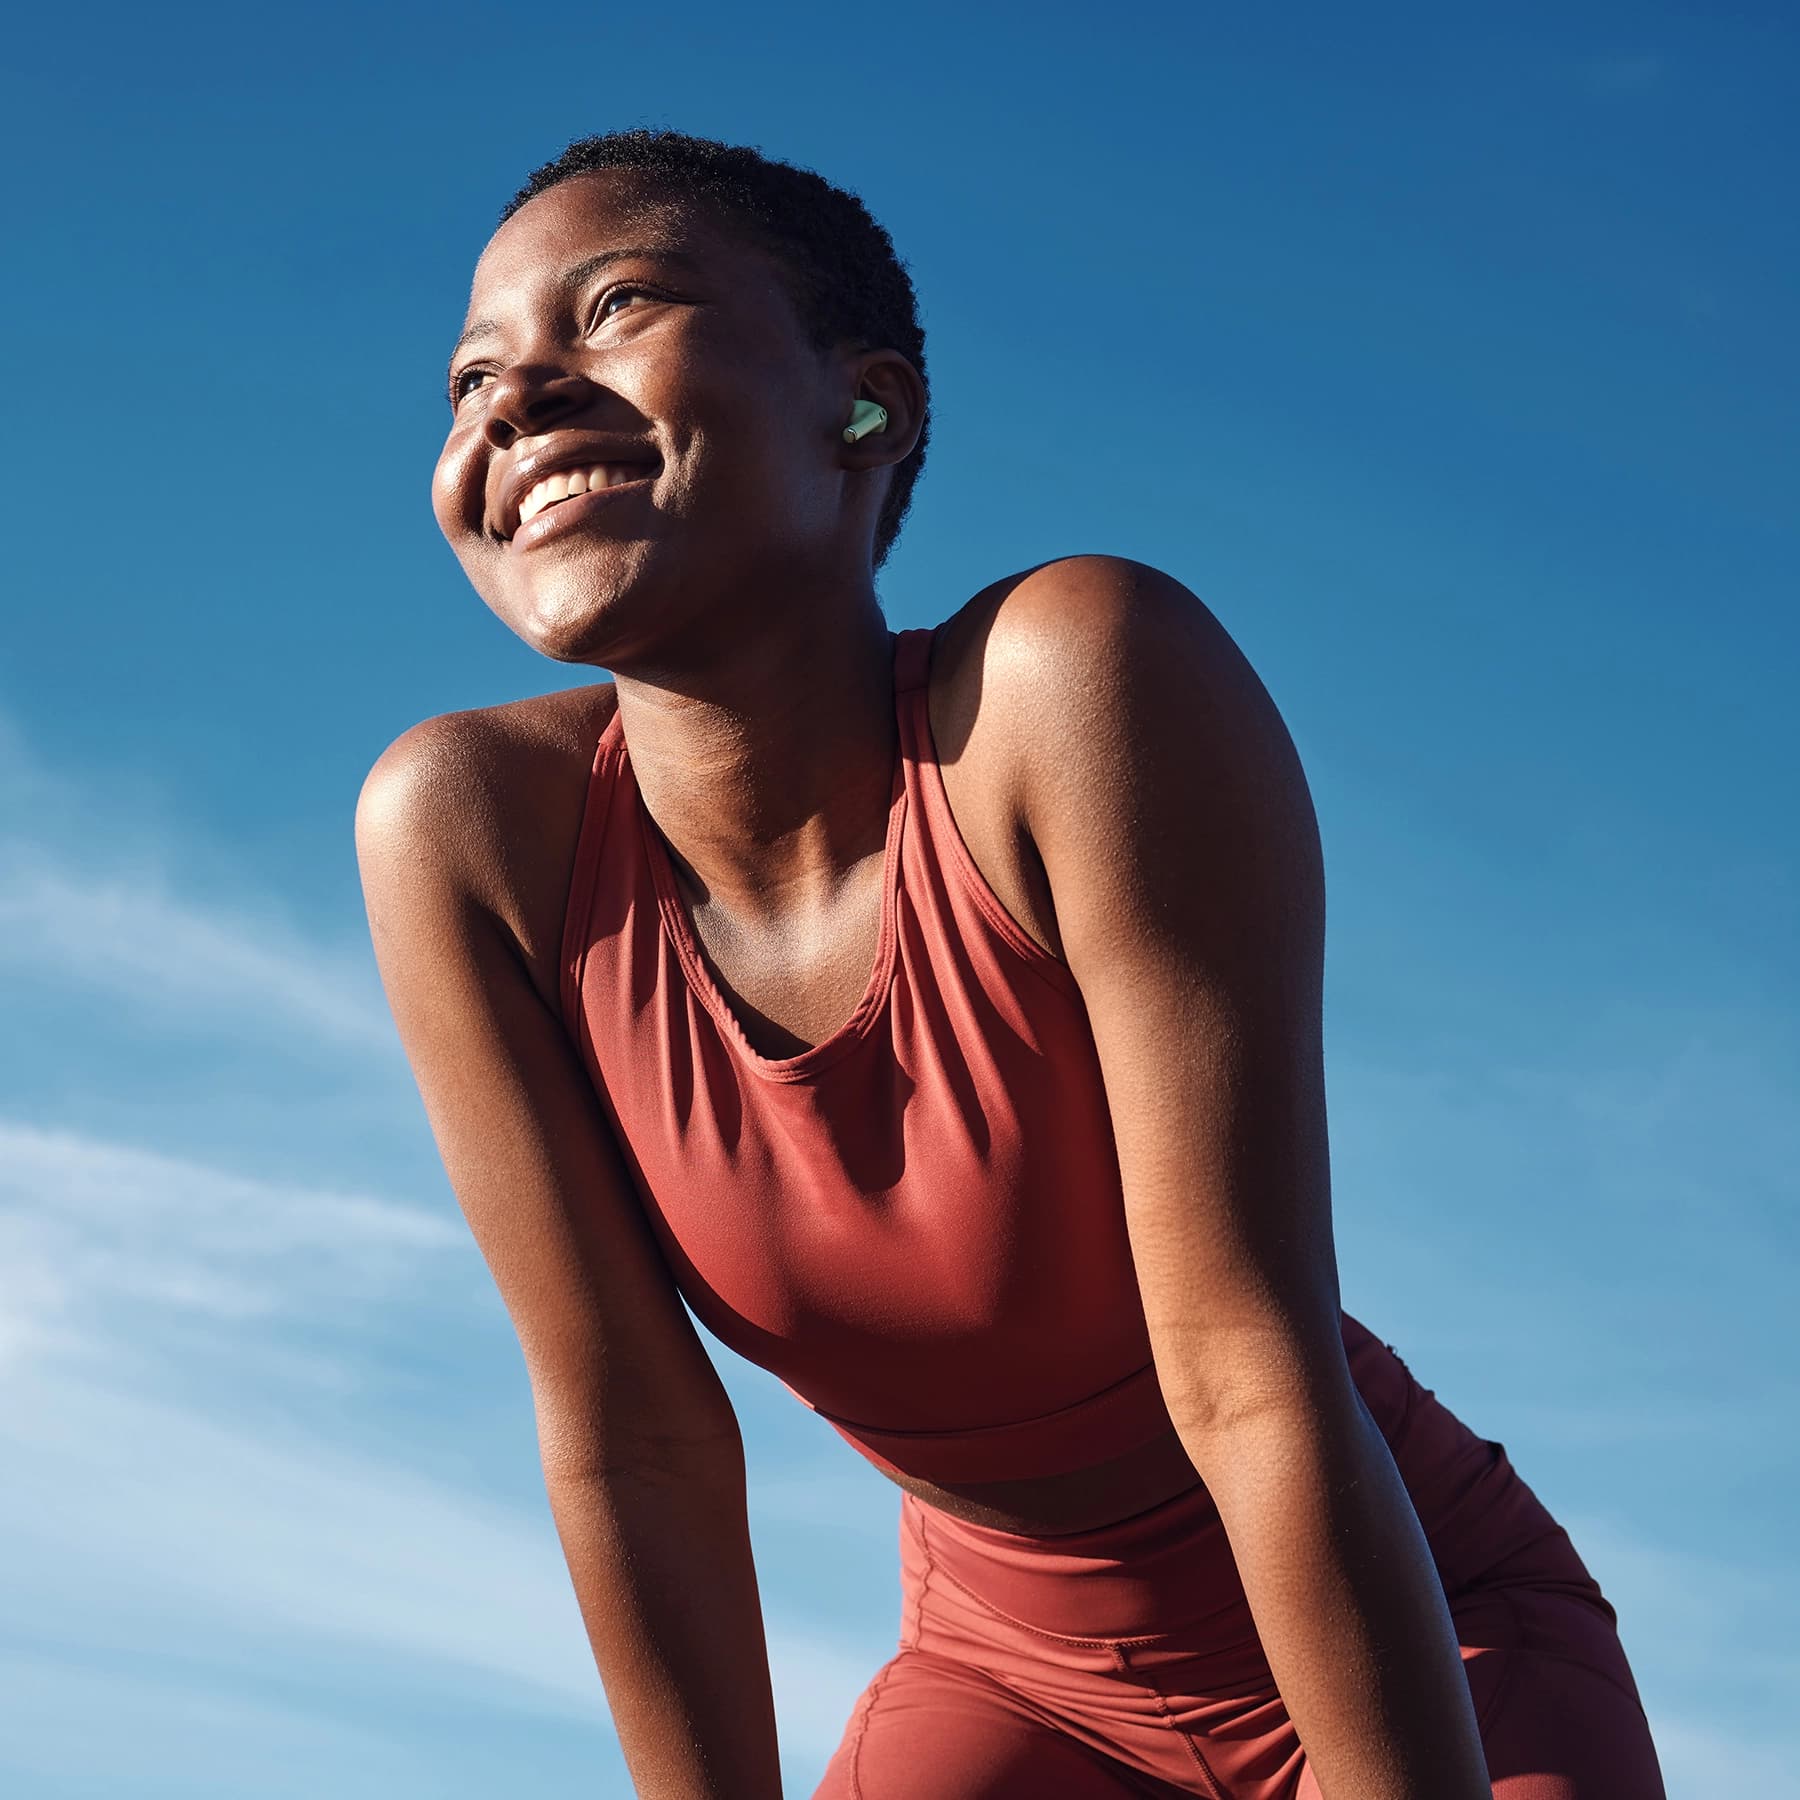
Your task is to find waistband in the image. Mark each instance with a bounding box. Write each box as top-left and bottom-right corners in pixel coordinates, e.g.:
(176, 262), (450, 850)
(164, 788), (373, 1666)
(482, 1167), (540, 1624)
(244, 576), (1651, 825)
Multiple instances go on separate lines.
(789, 1358), (1176, 1484)
(789, 1315), (1417, 1488)
(902, 1344), (1596, 1640)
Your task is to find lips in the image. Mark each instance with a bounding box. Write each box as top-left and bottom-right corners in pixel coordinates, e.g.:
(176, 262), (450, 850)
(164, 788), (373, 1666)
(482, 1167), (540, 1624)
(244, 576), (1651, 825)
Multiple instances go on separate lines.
(516, 462), (651, 527)
(493, 439), (662, 540)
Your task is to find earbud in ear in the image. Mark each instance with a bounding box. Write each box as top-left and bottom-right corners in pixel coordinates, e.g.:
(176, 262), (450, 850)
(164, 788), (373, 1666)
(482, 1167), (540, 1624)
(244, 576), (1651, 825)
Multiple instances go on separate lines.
(843, 400), (889, 444)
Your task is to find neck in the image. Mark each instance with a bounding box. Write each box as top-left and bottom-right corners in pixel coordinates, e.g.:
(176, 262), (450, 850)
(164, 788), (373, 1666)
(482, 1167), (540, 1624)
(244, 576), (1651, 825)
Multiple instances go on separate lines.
(610, 593), (899, 923)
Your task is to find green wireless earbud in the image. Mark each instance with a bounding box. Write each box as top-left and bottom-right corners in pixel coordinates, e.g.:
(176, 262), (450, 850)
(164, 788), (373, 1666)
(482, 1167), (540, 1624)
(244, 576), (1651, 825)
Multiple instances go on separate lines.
(843, 400), (889, 444)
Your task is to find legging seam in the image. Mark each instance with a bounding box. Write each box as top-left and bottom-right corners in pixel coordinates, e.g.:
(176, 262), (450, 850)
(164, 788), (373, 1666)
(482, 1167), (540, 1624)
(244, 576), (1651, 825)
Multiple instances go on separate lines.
(1473, 1592), (1523, 1738)
(1107, 1643), (1228, 1800)
(1485, 1637), (1652, 1721)
(848, 1659), (902, 1800)
(914, 1507), (1226, 1792)
(906, 1513), (929, 1651)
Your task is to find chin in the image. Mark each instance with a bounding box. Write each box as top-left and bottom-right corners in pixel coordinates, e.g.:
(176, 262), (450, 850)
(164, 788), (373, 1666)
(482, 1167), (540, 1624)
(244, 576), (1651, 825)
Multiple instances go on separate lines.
(514, 596), (624, 666)
(499, 559), (659, 667)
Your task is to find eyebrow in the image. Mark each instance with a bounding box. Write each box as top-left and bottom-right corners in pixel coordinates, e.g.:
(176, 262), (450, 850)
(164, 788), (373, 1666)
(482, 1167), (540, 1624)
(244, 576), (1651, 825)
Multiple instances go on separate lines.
(447, 245), (701, 374)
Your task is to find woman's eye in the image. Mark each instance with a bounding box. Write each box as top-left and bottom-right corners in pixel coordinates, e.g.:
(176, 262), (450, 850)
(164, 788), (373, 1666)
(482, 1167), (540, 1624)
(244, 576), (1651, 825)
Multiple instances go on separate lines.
(594, 285), (657, 326)
(451, 367), (492, 406)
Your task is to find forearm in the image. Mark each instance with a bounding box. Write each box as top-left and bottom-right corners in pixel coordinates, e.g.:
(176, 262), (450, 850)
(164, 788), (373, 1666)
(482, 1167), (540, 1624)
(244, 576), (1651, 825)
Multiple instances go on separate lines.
(1188, 1395), (1490, 1800)
(545, 1451), (784, 1800)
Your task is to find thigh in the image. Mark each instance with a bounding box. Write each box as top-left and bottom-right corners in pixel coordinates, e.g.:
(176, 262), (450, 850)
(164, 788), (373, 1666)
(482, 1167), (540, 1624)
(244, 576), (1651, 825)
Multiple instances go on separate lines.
(812, 1648), (1183, 1800)
(1290, 1586), (1668, 1800)
(1463, 1587), (1667, 1800)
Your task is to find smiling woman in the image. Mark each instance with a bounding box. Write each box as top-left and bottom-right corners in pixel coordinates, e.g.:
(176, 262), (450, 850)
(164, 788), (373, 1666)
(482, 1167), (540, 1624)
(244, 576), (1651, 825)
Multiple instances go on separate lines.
(355, 129), (1666, 1799)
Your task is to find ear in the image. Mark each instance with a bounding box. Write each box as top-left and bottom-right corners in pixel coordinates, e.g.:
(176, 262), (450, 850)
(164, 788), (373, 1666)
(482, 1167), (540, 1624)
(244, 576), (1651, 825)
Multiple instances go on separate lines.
(837, 347), (926, 471)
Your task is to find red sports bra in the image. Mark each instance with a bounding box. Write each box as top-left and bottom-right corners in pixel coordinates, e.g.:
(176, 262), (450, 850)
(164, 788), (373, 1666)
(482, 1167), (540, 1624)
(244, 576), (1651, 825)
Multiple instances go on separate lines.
(560, 625), (1382, 1486)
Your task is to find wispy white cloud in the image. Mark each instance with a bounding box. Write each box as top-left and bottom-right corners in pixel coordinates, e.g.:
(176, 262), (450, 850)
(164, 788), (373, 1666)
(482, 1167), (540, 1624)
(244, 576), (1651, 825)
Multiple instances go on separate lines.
(0, 705), (393, 1054)
(0, 1117), (573, 1726)
(0, 1647), (452, 1800)
(0, 1100), (875, 1788)
(1, 1363), (599, 1713)
(0, 1618), (867, 1800)
(0, 1120), (463, 1368)
(0, 1358), (884, 1784)
(0, 710), (858, 1789)
(0, 841), (393, 1051)
(4, 708), (1786, 1793)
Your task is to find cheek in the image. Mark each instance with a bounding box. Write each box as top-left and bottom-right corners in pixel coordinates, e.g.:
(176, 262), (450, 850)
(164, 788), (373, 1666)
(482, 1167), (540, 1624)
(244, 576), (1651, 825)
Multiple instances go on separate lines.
(431, 430), (483, 542)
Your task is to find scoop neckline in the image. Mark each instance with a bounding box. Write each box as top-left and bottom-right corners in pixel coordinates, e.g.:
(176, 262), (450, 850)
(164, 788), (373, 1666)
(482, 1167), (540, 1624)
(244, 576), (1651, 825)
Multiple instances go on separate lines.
(629, 636), (911, 1084)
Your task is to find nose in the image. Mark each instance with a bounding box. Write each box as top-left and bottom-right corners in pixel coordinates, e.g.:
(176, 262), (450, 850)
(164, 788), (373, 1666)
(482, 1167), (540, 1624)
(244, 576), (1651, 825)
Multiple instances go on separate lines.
(482, 363), (594, 450)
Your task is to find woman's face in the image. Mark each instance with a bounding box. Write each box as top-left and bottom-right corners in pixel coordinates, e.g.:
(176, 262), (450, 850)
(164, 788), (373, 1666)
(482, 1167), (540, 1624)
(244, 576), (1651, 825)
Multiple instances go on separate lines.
(434, 172), (858, 667)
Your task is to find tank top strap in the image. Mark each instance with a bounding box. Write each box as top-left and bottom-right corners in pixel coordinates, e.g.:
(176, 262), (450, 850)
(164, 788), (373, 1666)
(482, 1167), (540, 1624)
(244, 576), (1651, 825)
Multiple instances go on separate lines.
(892, 624), (936, 695)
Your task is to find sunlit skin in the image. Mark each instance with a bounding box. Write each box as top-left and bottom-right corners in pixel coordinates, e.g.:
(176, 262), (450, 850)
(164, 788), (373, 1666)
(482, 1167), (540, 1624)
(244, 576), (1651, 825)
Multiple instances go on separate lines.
(435, 176), (907, 664)
(433, 174), (933, 968)
(359, 166), (1508, 1797)
(431, 170), (1221, 1531)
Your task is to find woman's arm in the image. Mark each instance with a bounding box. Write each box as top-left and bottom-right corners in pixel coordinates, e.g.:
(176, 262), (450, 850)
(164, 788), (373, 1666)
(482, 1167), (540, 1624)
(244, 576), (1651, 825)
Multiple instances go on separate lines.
(356, 715), (784, 1800)
(996, 557), (1491, 1800)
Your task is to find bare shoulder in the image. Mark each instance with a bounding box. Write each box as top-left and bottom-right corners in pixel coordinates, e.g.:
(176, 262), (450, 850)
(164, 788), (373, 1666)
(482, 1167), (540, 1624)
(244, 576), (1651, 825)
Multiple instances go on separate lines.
(929, 556), (1315, 958)
(951, 554), (1267, 713)
(933, 552), (1288, 798)
(922, 557), (1229, 962)
(355, 681), (619, 1009)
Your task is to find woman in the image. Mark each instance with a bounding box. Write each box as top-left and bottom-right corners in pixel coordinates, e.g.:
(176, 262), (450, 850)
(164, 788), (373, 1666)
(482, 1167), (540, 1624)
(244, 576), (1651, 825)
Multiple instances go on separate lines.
(356, 130), (1666, 1799)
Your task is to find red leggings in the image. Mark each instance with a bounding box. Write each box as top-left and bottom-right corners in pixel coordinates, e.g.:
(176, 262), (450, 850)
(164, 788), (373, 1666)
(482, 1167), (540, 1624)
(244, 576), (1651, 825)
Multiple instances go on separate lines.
(815, 1357), (1665, 1798)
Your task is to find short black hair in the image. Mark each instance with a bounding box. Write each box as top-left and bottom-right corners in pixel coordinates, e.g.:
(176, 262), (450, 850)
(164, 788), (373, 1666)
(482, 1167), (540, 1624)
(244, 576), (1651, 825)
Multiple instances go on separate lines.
(503, 130), (929, 569)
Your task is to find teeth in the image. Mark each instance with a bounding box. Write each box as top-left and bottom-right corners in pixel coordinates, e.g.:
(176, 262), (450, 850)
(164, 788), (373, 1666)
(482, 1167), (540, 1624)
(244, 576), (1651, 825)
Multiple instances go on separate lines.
(516, 463), (648, 527)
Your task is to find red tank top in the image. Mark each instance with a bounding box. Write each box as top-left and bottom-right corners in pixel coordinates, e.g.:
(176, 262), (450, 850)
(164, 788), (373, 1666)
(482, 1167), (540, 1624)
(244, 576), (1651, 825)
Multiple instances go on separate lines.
(560, 625), (1381, 1485)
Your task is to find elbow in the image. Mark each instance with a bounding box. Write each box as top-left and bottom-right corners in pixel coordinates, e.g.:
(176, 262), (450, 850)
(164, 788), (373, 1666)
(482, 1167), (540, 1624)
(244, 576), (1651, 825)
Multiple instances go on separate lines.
(1167, 1382), (1307, 1466)
(535, 1399), (746, 1493)
(1170, 1391), (1366, 1501)
(1161, 1344), (1364, 1477)
(539, 1433), (747, 1495)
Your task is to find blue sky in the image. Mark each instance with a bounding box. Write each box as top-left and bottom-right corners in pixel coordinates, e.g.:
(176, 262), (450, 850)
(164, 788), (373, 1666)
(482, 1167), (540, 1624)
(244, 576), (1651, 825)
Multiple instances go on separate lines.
(1, 3), (1794, 1794)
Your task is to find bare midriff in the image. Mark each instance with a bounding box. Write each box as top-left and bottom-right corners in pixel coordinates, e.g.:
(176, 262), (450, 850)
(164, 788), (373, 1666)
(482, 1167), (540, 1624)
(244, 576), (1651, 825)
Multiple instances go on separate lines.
(874, 1421), (1209, 1537)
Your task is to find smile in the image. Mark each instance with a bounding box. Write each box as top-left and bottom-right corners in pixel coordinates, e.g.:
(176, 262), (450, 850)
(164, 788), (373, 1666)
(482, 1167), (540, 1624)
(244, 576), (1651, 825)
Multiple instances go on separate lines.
(517, 463), (654, 527)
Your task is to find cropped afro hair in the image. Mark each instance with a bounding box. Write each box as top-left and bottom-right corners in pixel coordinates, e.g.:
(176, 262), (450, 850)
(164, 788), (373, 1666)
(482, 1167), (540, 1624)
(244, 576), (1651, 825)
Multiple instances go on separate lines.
(503, 130), (929, 569)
